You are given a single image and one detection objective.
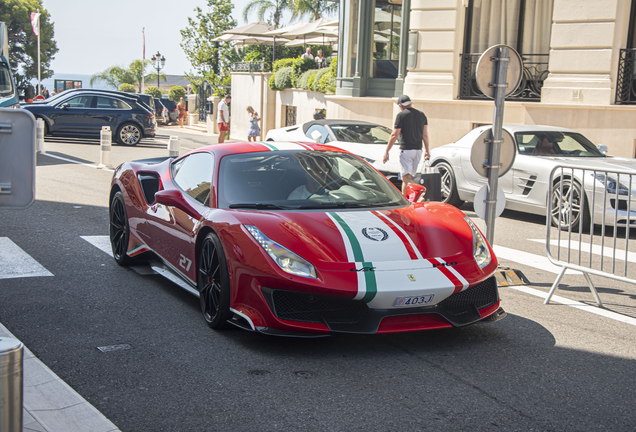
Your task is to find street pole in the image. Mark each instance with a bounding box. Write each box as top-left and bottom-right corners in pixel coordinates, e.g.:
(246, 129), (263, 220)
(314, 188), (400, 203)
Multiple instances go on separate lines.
(484, 46), (510, 246)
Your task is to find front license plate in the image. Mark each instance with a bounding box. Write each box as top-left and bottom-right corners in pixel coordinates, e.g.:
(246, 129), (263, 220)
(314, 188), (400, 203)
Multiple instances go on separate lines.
(394, 295), (434, 307)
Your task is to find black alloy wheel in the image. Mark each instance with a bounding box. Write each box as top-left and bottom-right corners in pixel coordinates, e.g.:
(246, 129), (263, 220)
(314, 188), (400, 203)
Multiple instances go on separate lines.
(434, 161), (464, 207)
(117, 123), (142, 146)
(198, 233), (232, 329)
(550, 178), (591, 232)
(109, 191), (133, 266)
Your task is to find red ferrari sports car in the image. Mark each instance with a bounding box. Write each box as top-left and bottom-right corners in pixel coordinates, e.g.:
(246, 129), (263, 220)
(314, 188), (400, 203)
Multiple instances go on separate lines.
(109, 141), (505, 336)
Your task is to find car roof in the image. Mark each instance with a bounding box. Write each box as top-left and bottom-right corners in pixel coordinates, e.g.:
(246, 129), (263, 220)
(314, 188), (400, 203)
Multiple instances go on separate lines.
(502, 124), (580, 134)
(178, 141), (352, 161)
(301, 119), (387, 134)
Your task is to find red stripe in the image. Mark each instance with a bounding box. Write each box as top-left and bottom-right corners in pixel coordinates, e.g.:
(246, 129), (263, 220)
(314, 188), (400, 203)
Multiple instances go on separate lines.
(372, 211), (418, 260)
(428, 258), (463, 294)
(294, 142), (314, 151)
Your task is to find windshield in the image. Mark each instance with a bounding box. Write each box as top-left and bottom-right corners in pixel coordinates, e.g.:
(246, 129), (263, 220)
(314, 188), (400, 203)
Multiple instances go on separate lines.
(516, 131), (605, 157)
(218, 150), (407, 210)
(0, 62), (14, 98)
(329, 124), (392, 144)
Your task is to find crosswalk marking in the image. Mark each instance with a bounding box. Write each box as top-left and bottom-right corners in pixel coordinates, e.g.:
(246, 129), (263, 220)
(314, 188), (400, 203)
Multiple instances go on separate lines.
(0, 238), (53, 279)
(493, 245), (581, 275)
(81, 236), (113, 257)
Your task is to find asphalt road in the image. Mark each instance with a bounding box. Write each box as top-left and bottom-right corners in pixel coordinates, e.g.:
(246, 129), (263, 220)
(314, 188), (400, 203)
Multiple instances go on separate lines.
(1, 127), (635, 432)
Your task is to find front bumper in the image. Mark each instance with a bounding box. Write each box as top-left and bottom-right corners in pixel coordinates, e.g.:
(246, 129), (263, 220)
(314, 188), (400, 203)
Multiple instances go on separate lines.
(258, 276), (502, 335)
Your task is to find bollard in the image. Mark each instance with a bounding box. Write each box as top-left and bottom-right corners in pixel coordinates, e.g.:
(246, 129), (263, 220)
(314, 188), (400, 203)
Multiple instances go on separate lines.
(168, 136), (179, 158)
(0, 338), (24, 432)
(99, 126), (113, 169)
(35, 118), (45, 154)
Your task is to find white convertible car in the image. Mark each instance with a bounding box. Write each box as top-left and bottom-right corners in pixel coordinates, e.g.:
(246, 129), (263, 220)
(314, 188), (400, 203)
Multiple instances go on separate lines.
(265, 120), (416, 185)
(429, 124), (636, 230)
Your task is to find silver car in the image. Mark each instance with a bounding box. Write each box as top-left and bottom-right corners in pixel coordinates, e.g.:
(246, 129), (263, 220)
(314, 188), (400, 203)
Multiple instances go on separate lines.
(430, 125), (636, 230)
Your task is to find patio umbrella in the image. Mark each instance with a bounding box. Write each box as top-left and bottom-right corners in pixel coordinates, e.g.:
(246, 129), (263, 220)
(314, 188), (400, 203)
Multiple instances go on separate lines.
(285, 35), (338, 47)
(222, 21), (274, 37)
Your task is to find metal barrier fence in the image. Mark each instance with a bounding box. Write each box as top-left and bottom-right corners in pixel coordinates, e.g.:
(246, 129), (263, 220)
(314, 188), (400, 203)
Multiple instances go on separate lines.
(545, 164), (636, 306)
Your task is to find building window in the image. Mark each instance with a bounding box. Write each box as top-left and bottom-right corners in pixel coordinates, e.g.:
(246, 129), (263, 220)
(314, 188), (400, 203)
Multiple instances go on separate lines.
(343, 0), (360, 78)
(460, 0), (553, 100)
(372, 0), (402, 79)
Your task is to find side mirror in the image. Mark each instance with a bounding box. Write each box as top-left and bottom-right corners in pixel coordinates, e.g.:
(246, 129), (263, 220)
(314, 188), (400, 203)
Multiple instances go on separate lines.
(60, 103), (70, 109)
(155, 189), (199, 218)
(405, 183), (426, 203)
(597, 144), (608, 155)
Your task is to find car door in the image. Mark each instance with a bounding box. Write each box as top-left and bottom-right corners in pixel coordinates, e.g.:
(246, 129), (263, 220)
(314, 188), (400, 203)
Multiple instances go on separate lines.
(147, 152), (214, 277)
(89, 96), (131, 134)
(48, 95), (93, 135)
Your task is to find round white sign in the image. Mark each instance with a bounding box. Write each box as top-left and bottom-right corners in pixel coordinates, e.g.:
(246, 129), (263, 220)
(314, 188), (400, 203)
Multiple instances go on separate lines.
(473, 185), (506, 220)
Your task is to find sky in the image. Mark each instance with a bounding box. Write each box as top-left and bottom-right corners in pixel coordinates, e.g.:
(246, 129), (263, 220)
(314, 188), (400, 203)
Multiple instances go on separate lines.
(41, 0), (319, 77)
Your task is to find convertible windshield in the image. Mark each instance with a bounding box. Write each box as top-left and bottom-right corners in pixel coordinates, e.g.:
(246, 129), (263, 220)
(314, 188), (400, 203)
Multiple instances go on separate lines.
(330, 124), (392, 144)
(218, 150), (407, 210)
(516, 131), (605, 157)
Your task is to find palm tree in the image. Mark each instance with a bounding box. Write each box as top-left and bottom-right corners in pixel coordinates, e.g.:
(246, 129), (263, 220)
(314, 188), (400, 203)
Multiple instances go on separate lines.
(91, 60), (165, 92)
(242, 0), (293, 28)
(292, 0), (338, 21)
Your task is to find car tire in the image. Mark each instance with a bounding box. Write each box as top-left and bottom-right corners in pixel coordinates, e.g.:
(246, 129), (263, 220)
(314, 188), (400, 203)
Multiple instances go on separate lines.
(198, 232), (232, 329)
(109, 191), (134, 266)
(116, 123), (142, 146)
(550, 178), (591, 232)
(434, 161), (464, 207)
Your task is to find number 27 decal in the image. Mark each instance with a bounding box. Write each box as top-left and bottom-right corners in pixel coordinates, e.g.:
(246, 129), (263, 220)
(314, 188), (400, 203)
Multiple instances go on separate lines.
(179, 254), (192, 271)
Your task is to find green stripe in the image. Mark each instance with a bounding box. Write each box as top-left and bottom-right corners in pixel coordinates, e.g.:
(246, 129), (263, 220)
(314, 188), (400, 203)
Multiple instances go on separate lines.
(261, 142), (278, 151)
(330, 213), (364, 261)
(330, 213), (377, 302)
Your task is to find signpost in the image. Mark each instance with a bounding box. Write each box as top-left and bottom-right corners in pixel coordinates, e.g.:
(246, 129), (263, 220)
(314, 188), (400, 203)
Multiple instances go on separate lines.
(473, 45), (522, 245)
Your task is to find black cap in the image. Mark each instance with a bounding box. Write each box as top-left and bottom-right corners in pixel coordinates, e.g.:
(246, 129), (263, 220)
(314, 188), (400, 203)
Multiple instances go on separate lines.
(397, 95), (412, 106)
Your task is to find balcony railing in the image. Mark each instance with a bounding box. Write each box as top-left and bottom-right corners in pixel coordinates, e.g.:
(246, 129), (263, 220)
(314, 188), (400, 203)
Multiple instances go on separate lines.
(616, 49), (636, 104)
(459, 53), (549, 101)
(231, 61), (273, 72)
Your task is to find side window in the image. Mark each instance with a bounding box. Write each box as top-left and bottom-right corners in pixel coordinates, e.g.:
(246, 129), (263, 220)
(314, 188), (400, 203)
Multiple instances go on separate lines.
(305, 125), (330, 144)
(116, 99), (132, 109)
(64, 96), (92, 108)
(96, 97), (118, 109)
(173, 153), (214, 206)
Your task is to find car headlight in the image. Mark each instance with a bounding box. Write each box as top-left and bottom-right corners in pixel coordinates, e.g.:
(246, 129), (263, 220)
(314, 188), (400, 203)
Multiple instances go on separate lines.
(245, 225), (317, 279)
(595, 174), (629, 196)
(464, 217), (491, 269)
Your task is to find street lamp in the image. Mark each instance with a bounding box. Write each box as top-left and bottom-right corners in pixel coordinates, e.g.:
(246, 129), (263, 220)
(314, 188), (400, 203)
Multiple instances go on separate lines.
(151, 51), (165, 89)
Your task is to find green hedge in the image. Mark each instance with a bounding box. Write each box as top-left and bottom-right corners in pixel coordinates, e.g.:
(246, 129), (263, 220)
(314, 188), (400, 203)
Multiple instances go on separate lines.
(168, 86), (186, 102)
(144, 86), (162, 98)
(119, 83), (135, 93)
(297, 69), (319, 90)
(311, 68), (330, 91)
(274, 66), (293, 90)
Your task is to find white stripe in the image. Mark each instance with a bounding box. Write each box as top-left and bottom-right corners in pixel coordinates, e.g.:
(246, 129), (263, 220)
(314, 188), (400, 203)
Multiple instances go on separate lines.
(529, 238), (636, 263)
(326, 213), (366, 300)
(510, 286), (636, 327)
(42, 152), (115, 172)
(493, 245), (581, 275)
(81, 236), (113, 257)
(373, 211), (423, 259)
(430, 257), (470, 290)
(0, 238), (53, 279)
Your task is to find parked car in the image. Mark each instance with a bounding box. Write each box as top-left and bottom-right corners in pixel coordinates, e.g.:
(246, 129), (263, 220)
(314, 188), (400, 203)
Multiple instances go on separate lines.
(265, 120), (407, 184)
(109, 142), (505, 336)
(429, 124), (636, 230)
(160, 98), (179, 124)
(22, 90), (156, 146)
(154, 98), (169, 124)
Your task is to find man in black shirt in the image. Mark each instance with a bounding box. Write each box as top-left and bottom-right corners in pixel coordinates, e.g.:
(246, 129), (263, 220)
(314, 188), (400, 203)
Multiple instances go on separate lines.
(383, 95), (429, 194)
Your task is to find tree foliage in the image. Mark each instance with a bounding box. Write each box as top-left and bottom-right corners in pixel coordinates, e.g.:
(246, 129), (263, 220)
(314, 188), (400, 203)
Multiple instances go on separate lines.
(292, 0), (338, 21)
(242, 0), (293, 29)
(90, 59), (165, 91)
(144, 86), (162, 98)
(168, 86), (186, 102)
(118, 83), (135, 93)
(0, 0), (59, 87)
(180, 0), (238, 87)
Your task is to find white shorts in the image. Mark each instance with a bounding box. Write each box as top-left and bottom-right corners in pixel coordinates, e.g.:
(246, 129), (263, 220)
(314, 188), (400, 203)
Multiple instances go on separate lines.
(399, 149), (423, 177)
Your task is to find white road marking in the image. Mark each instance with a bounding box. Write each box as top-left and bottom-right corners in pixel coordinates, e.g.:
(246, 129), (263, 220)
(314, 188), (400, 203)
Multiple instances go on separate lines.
(509, 285), (636, 327)
(81, 236), (113, 257)
(493, 245), (581, 275)
(529, 238), (636, 263)
(41, 152), (114, 172)
(0, 238), (53, 279)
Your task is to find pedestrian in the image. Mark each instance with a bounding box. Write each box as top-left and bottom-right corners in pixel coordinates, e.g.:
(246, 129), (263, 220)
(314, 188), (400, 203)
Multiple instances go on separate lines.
(301, 47), (314, 59)
(315, 50), (326, 68)
(246, 106), (261, 142)
(177, 97), (188, 128)
(382, 95), (429, 195)
(217, 94), (231, 143)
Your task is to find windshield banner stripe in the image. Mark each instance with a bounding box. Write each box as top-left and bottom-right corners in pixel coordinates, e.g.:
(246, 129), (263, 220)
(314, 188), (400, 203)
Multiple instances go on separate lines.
(260, 142), (278, 151)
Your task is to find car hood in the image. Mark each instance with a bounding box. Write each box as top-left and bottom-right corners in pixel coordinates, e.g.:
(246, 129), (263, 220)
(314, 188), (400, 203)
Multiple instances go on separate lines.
(234, 203), (478, 270)
(535, 156), (636, 172)
(330, 141), (403, 174)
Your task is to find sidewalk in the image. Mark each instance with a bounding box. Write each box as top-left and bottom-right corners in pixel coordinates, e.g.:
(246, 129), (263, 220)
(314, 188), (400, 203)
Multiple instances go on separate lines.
(0, 324), (120, 432)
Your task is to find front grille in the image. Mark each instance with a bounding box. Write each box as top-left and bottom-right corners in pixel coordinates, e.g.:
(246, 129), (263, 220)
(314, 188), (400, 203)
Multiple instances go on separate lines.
(438, 277), (498, 312)
(270, 290), (368, 324)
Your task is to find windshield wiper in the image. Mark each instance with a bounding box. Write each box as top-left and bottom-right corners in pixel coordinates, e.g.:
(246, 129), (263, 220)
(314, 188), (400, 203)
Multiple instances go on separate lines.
(229, 203), (292, 210)
(296, 202), (373, 209)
